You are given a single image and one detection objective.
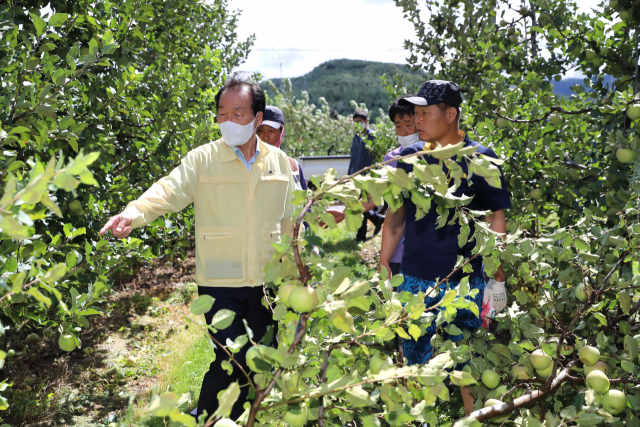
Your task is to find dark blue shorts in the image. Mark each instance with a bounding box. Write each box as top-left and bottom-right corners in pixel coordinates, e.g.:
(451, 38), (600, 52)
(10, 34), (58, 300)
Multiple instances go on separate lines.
(397, 274), (485, 366)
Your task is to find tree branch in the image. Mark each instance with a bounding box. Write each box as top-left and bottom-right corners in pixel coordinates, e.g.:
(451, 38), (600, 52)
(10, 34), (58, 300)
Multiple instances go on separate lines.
(460, 359), (579, 424)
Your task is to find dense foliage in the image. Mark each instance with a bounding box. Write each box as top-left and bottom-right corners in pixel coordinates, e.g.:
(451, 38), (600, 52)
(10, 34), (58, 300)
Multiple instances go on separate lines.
(154, 1), (640, 426)
(2, 0), (640, 425)
(0, 0), (250, 417)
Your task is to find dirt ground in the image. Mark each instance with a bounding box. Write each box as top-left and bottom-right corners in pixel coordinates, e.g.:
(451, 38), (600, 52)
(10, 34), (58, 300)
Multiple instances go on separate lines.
(3, 221), (384, 427)
(3, 252), (199, 427)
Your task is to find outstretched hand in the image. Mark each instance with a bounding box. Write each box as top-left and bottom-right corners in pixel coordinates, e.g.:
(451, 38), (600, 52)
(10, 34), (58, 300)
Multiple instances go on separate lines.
(326, 208), (345, 224)
(99, 213), (133, 239)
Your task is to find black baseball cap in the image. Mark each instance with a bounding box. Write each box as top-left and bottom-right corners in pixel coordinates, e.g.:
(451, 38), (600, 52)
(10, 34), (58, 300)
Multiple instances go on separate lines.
(262, 105), (285, 129)
(402, 80), (463, 108)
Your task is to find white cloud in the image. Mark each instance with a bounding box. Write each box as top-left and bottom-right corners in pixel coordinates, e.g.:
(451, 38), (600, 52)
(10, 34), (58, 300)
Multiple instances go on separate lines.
(220, 0), (603, 79)
(224, 0), (419, 79)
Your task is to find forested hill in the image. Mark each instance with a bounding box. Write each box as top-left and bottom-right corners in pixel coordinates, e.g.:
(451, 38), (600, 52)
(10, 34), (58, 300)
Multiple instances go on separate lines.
(264, 59), (609, 120)
(264, 59), (427, 119)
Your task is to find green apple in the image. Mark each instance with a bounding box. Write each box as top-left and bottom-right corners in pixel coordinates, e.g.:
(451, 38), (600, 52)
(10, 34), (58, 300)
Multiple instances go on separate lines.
(584, 361), (607, 376)
(627, 105), (640, 120)
(496, 117), (509, 128)
(536, 364), (554, 378)
(58, 334), (77, 352)
(531, 349), (552, 370)
(525, 202), (537, 213)
(530, 189), (543, 199)
(383, 299), (403, 317)
(369, 354), (390, 374)
(430, 44), (438, 54)
(575, 283), (588, 302)
(482, 369), (501, 389)
(69, 199), (83, 214)
(519, 6), (528, 15)
(549, 114), (563, 126)
(586, 370), (610, 394)
(214, 419), (238, 427)
(278, 283), (299, 308)
(509, 35), (518, 44)
(616, 148), (636, 163)
(609, 0), (618, 8)
(125, 356), (137, 367)
(26, 333), (41, 344)
(619, 10), (633, 21)
(6, 349), (15, 358)
(246, 345), (269, 372)
(512, 365), (531, 379)
(497, 51), (507, 59)
(579, 345), (600, 366)
(499, 19), (507, 27)
(283, 404), (308, 427)
(484, 399), (509, 423)
(602, 390), (627, 415)
(600, 47), (610, 55)
(585, 49), (597, 61)
(289, 287), (318, 313)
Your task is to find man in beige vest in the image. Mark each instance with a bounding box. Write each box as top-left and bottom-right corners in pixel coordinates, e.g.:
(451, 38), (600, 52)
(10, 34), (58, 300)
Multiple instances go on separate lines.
(100, 73), (295, 420)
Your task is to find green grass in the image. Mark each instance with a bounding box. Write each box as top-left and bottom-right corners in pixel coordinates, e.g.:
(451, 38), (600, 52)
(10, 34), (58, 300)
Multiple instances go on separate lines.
(316, 223), (377, 279)
(120, 311), (213, 426)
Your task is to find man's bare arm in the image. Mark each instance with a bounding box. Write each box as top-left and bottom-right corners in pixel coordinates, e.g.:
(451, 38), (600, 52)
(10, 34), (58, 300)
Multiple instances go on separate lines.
(379, 205), (405, 279)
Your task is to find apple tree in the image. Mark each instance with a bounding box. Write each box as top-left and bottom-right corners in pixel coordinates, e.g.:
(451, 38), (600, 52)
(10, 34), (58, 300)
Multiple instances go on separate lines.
(388, 0), (640, 423)
(0, 0), (250, 414)
(148, 0), (640, 425)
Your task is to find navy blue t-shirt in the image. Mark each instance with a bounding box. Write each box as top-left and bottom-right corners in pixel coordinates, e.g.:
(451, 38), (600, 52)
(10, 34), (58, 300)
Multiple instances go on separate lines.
(397, 134), (511, 282)
(348, 129), (375, 175)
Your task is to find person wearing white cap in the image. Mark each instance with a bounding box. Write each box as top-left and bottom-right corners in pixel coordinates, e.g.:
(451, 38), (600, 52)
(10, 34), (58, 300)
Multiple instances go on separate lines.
(257, 106), (307, 191)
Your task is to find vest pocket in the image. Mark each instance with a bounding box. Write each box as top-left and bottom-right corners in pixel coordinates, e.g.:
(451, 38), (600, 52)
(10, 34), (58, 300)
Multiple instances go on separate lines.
(199, 228), (245, 280)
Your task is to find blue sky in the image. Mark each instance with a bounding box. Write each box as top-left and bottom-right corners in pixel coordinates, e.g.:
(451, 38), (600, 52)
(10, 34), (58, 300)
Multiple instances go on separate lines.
(224, 0), (603, 79)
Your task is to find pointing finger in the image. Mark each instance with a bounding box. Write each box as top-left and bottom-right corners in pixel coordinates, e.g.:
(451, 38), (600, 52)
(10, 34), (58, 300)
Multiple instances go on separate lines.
(99, 217), (116, 236)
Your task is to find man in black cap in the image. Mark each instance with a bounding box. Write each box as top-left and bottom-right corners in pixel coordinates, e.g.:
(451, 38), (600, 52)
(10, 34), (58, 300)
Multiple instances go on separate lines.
(348, 110), (384, 242)
(257, 106), (307, 191)
(379, 80), (511, 415)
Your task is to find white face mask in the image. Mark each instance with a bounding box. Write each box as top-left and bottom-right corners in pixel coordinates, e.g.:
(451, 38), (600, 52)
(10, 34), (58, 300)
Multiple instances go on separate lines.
(219, 116), (257, 147)
(397, 132), (420, 148)
(356, 122), (366, 131)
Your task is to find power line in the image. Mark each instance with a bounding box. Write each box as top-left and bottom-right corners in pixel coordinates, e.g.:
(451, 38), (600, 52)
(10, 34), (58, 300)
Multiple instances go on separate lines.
(252, 48), (407, 52)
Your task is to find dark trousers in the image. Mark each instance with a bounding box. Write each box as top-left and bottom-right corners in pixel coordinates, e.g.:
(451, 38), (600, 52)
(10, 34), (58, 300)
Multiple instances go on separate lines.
(389, 262), (401, 277)
(196, 286), (276, 420)
(356, 210), (384, 242)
